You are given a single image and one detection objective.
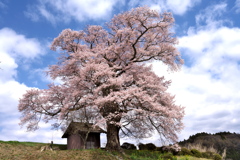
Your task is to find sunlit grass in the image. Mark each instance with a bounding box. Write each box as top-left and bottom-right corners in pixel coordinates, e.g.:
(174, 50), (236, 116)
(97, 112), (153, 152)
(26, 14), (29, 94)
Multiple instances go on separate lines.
(0, 140), (215, 160)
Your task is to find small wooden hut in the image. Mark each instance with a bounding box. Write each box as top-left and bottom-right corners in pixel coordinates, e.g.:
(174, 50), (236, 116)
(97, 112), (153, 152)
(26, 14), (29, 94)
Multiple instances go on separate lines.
(62, 122), (106, 149)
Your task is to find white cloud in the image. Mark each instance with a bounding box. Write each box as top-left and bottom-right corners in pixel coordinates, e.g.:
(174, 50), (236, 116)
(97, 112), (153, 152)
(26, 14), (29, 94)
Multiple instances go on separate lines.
(0, 28), (44, 59)
(152, 51), (240, 140)
(150, 2), (240, 141)
(0, 27), (34, 107)
(0, 80), (29, 114)
(0, 28), (66, 144)
(0, 52), (17, 82)
(180, 27), (240, 60)
(0, 27), (46, 83)
(166, 0), (201, 15)
(26, 0), (119, 24)
(135, 0), (201, 15)
(0, 115), (66, 144)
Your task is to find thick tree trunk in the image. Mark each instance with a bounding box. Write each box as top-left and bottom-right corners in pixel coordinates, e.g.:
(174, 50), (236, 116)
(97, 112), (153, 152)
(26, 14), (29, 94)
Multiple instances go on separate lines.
(105, 122), (121, 151)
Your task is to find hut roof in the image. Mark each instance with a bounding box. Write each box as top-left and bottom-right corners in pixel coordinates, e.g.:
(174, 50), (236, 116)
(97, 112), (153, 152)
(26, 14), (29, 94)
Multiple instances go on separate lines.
(62, 122), (106, 138)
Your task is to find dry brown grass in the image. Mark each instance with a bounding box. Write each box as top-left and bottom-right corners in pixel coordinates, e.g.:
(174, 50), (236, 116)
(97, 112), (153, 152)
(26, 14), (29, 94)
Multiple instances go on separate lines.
(177, 156), (212, 160)
(185, 143), (221, 155)
(0, 141), (215, 160)
(184, 143), (219, 154)
(0, 141), (119, 160)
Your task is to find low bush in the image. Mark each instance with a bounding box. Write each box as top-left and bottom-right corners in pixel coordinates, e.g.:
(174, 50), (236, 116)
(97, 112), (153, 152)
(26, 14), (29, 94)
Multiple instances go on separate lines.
(159, 152), (177, 160)
(145, 143), (156, 150)
(213, 154), (222, 160)
(190, 149), (202, 158)
(202, 152), (211, 158)
(138, 143), (156, 150)
(178, 147), (192, 156)
(155, 147), (162, 151)
(178, 147), (222, 160)
(125, 150), (159, 160)
(121, 142), (136, 150)
(138, 143), (146, 150)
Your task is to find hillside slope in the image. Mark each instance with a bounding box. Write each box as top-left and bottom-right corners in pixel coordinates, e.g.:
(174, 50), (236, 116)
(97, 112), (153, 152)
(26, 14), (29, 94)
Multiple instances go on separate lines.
(0, 140), (211, 160)
(0, 141), (118, 160)
(179, 132), (240, 160)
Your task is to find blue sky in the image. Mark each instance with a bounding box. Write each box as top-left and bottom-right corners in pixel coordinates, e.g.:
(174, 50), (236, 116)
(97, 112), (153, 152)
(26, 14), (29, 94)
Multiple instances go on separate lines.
(1, 0), (240, 146)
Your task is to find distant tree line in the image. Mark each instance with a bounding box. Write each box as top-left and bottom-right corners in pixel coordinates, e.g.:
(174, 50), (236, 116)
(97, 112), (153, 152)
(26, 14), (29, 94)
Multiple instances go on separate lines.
(179, 131), (240, 160)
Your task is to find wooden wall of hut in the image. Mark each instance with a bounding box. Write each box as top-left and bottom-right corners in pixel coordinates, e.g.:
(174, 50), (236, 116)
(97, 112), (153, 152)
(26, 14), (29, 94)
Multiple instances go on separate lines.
(67, 133), (101, 149)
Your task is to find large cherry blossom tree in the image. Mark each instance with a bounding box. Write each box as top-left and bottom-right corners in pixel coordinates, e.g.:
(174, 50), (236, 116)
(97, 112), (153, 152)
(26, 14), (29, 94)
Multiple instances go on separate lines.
(18, 6), (184, 151)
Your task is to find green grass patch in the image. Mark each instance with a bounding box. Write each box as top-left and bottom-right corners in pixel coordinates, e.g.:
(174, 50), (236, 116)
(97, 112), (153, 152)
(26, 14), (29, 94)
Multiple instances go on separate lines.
(125, 150), (160, 160)
(177, 156), (211, 160)
(0, 140), (45, 146)
(0, 140), (215, 160)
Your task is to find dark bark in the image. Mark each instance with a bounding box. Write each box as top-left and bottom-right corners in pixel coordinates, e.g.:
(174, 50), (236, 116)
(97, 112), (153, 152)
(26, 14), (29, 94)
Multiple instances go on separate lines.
(105, 122), (122, 151)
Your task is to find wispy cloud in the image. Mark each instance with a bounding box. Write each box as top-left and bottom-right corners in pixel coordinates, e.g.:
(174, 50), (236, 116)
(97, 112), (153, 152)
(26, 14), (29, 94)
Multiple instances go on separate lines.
(0, 1), (7, 9)
(25, 0), (202, 25)
(235, 0), (240, 13)
(165, 0), (201, 15)
(31, 67), (63, 85)
(195, 2), (231, 29)
(25, 0), (120, 24)
(128, 0), (201, 15)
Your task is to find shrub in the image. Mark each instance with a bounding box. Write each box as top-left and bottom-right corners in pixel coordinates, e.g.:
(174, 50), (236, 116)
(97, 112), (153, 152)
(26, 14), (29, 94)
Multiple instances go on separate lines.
(138, 143), (156, 150)
(178, 147), (192, 156)
(213, 154), (222, 160)
(121, 142), (136, 150)
(145, 143), (156, 150)
(160, 152), (177, 160)
(202, 152), (211, 158)
(126, 150), (159, 159)
(156, 147), (162, 152)
(158, 144), (181, 155)
(202, 151), (216, 159)
(190, 149), (202, 158)
(138, 143), (147, 150)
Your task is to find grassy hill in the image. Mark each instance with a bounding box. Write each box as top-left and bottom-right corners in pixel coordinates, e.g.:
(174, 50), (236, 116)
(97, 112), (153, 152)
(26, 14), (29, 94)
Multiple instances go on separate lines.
(179, 132), (240, 160)
(0, 140), (213, 160)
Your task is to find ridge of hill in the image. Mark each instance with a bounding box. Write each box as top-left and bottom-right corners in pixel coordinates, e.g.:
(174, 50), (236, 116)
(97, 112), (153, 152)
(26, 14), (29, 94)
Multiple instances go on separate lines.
(179, 131), (240, 160)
